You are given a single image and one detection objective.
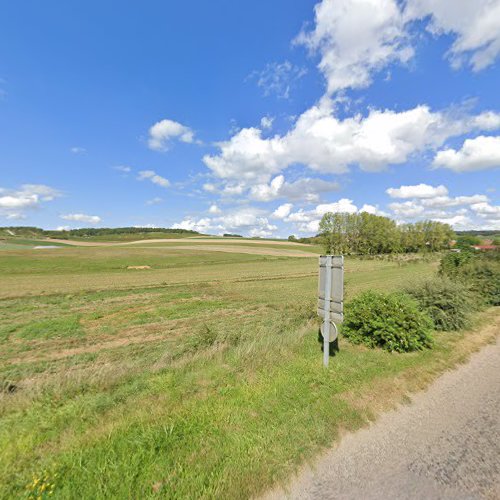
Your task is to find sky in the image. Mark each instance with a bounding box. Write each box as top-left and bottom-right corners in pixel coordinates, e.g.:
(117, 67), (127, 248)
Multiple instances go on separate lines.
(1, 0), (499, 237)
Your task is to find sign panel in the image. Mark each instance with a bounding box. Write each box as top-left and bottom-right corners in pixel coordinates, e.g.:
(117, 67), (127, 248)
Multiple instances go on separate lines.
(318, 255), (344, 368)
(317, 255), (344, 323)
(320, 321), (338, 342)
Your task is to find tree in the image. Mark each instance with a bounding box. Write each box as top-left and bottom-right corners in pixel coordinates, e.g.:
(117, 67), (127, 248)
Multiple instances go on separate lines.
(318, 212), (454, 255)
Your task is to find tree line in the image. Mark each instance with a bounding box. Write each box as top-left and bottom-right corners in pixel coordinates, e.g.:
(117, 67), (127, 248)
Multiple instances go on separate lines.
(1, 226), (200, 238)
(316, 212), (455, 255)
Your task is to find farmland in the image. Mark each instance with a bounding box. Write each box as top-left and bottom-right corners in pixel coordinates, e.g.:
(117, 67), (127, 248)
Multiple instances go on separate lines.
(0, 239), (498, 498)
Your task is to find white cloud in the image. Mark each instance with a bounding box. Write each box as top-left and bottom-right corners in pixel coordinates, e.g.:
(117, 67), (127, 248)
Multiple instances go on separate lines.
(0, 184), (62, 219)
(56, 226), (71, 231)
(70, 146), (86, 154)
(113, 165), (132, 173)
(249, 175), (340, 202)
(285, 198), (359, 233)
(431, 214), (473, 228)
(146, 197), (164, 205)
(272, 203), (293, 219)
(433, 135), (500, 172)
(204, 99), (500, 183)
(4, 212), (27, 220)
(173, 207), (277, 237)
(389, 200), (426, 218)
(61, 213), (101, 224)
(296, 0), (412, 94)
(0, 194), (39, 210)
(360, 203), (388, 216)
(386, 183), (448, 199)
(202, 183), (217, 193)
(294, 0), (500, 96)
(470, 201), (500, 218)
(260, 116), (274, 130)
(421, 194), (489, 208)
(249, 61), (307, 99)
(405, 0), (500, 71)
(386, 187), (499, 229)
(137, 170), (170, 188)
(148, 118), (196, 151)
(208, 204), (221, 214)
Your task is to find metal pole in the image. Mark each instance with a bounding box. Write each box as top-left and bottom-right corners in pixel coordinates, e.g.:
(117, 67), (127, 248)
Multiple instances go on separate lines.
(323, 255), (332, 367)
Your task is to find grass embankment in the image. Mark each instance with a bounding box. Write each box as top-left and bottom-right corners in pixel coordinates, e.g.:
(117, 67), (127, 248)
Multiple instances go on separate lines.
(0, 245), (496, 498)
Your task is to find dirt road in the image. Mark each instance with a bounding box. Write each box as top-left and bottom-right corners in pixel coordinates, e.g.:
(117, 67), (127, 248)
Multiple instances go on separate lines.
(267, 335), (500, 499)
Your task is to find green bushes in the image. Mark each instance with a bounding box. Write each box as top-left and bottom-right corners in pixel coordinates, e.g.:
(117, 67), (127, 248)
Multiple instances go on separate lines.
(439, 250), (500, 306)
(438, 251), (474, 278)
(341, 252), (498, 353)
(341, 291), (434, 353)
(406, 278), (476, 331)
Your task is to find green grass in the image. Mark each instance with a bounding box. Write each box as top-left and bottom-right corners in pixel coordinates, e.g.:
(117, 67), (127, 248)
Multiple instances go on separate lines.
(0, 244), (496, 498)
(0, 238), (69, 250)
(64, 231), (202, 242)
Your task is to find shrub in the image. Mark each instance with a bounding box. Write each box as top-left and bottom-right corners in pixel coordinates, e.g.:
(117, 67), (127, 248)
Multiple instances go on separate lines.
(406, 278), (476, 331)
(461, 259), (500, 306)
(341, 291), (434, 353)
(439, 251), (474, 279)
(439, 251), (500, 306)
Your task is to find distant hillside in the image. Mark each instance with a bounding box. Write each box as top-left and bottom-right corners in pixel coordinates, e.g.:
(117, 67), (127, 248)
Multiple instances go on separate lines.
(455, 230), (499, 237)
(0, 226), (201, 241)
(0, 226), (45, 238)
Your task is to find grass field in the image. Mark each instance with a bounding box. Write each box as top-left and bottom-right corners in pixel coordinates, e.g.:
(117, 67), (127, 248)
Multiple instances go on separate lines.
(0, 241), (497, 498)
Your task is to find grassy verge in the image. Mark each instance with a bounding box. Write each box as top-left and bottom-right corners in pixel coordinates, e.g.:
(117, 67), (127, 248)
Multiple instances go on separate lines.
(0, 247), (495, 498)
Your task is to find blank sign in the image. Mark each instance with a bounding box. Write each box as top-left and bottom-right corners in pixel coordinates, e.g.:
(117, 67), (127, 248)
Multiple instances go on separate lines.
(318, 255), (344, 323)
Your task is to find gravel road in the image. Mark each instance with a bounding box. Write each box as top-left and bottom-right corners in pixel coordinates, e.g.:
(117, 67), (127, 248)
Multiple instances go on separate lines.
(267, 336), (500, 500)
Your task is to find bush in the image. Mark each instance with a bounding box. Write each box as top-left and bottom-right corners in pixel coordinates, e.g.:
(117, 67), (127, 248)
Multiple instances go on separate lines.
(461, 259), (500, 306)
(440, 251), (500, 306)
(439, 251), (474, 278)
(341, 291), (434, 353)
(406, 278), (476, 331)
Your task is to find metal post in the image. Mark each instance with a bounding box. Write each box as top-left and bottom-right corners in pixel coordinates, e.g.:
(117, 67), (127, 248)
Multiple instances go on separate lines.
(323, 255), (332, 367)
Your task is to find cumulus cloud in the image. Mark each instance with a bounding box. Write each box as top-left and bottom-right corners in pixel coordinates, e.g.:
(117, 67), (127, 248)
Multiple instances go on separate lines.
(148, 118), (196, 151)
(433, 135), (500, 172)
(173, 207), (277, 237)
(470, 201), (500, 219)
(421, 194), (489, 208)
(285, 198), (369, 233)
(0, 184), (62, 219)
(405, 0), (500, 71)
(204, 99), (500, 184)
(272, 203), (293, 219)
(208, 204), (221, 214)
(249, 175), (340, 203)
(386, 183), (448, 198)
(386, 185), (499, 229)
(294, 0), (500, 96)
(137, 170), (170, 188)
(249, 61), (307, 99)
(61, 213), (102, 224)
(296, 0), (412, 94)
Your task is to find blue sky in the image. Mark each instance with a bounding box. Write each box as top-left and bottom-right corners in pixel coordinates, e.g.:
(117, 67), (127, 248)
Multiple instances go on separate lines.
(1, 0), (499, 236)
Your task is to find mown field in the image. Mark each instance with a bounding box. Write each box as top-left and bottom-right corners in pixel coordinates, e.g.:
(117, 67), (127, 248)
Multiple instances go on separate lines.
(0, 241), (497, 498)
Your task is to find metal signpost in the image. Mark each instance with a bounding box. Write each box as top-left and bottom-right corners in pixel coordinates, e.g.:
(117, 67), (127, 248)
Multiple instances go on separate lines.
(318, 255), (344, 367)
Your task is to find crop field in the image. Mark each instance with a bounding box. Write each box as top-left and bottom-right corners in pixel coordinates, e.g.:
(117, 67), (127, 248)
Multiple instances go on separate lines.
(1, 240), (497, 498)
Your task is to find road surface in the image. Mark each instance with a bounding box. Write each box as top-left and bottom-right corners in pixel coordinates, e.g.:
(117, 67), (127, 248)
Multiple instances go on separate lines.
(267, 336), (500, 500)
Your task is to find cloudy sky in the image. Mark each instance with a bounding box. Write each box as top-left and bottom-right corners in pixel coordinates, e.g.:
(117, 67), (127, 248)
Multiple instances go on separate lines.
(1, 0), (499, 236)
